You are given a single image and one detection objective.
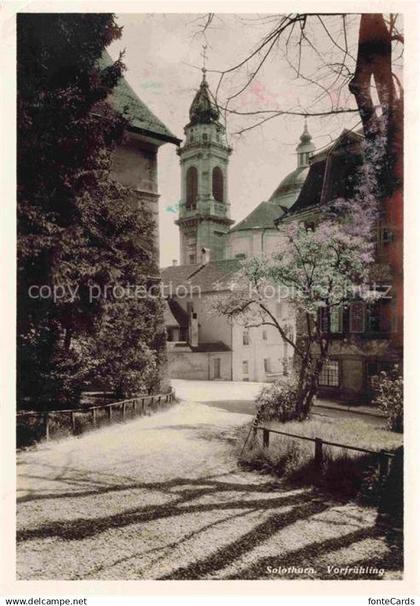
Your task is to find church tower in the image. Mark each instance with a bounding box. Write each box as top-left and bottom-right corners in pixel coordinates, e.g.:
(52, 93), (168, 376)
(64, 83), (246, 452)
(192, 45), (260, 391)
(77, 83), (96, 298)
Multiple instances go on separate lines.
(176, 69), (234, 265)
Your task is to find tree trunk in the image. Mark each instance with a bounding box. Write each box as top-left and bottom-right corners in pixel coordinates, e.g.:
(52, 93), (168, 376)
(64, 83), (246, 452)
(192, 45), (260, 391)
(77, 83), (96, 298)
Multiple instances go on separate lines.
(295, 353), (327, 420)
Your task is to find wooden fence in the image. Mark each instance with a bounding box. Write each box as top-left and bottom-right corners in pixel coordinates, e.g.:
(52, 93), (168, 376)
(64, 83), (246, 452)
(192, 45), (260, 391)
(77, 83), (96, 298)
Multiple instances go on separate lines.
(254, 425), (395, 477)
(17, 390), (175, 448)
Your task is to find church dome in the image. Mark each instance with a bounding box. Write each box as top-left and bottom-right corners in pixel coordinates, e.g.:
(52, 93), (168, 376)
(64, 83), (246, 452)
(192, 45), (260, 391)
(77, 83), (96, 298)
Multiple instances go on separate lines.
(268, 121), (314, 209)
(269, 165), (310, 207)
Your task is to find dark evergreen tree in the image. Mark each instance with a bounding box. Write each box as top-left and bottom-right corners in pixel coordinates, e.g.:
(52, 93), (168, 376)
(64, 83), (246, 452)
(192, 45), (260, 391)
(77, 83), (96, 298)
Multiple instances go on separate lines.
(17, 13), (166, 408)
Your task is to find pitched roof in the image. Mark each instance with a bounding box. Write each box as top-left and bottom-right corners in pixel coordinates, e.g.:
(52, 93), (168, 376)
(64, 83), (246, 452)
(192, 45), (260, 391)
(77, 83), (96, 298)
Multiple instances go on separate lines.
(163, 299), (180, 327)
(161, 259), (242, 294)
(167, 298), (189, 327)
(230, 201), (283, 233)
(99, 52), (181, 145)
(160, 264), (202, 290)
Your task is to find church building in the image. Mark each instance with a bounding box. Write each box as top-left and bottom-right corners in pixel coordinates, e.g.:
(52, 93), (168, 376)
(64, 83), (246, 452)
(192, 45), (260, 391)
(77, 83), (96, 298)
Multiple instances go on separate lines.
(161, 70), (298, 383)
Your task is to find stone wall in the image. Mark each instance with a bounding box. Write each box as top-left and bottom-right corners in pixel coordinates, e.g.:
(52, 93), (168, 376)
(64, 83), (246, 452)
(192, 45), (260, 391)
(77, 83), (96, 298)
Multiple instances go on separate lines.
(167, 350), (232, 380)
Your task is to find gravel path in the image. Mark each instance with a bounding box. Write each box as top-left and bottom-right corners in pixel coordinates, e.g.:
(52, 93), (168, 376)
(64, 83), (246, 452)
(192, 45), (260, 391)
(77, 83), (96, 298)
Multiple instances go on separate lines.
(17, 400), (400, 580)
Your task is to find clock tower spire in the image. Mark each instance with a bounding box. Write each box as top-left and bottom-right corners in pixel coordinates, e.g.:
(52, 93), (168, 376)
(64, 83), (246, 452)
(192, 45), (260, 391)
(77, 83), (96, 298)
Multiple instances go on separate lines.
(176, 68), (234, 265)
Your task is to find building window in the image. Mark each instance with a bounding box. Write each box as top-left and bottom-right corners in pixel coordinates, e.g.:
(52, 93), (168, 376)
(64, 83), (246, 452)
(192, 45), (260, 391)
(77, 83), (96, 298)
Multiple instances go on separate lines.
(374, 217), (394, 252)
(186, 166), (198, 209)
(262, 329), (267, 341)
(350, 302), (365, 333)
(366, 301), (392, 333)
(276, 302), (283, 318)
(235, 252), (246, 260)
(319, 360), (340, 387)
(242, 330), (249, 345)
(319, 306), (343, 333)
(203, 133), (208, 142)
(318, 306), (329, 333)
(264, 358), (271, 373)
(242, 360), (249, 374)
(189, 254), (196, 264)
(212, 166), (224, 203)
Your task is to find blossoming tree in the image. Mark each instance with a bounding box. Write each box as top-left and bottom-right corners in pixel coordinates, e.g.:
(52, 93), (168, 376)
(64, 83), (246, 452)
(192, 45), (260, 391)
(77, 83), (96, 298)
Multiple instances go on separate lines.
(215, 199), (379, 419)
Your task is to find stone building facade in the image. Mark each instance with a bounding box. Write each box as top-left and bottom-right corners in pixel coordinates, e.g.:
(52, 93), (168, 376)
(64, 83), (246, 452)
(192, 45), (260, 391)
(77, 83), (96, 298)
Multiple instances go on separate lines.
(275, 129), (402, 401)
(101, 52), (181, 257)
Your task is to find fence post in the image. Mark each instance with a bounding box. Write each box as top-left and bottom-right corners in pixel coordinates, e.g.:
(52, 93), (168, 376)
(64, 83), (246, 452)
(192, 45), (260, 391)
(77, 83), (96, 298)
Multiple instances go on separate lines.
(92, 407), (97, 428)
(108, 405), (113, 423)
(71, 411), (76, 435)
(122, 402), (126, 420)
(314, 438), (323, 468)
(263, 428), (270, 448)
(44, 413), (50, 440)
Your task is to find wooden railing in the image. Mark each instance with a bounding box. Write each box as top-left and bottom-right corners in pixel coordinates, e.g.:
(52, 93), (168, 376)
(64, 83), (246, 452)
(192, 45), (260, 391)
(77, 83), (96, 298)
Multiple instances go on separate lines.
(254, 425), (395, 477)
(17, 389), (175, 447)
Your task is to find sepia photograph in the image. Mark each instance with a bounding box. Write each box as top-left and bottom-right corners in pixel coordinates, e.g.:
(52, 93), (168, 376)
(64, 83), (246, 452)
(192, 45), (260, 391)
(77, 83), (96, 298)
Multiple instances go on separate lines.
(7, 6), (409, 589)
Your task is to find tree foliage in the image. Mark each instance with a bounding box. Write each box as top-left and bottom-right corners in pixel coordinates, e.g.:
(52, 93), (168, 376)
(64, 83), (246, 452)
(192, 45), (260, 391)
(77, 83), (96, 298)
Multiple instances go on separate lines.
(372, 366), (403, 433)
(214, 198), (376, 419)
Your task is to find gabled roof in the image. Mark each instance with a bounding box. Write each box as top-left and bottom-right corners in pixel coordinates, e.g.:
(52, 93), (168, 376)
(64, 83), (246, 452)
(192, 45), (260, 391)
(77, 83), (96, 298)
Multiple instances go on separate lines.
(160, 263), (202, 290)
(188, 259), (242, 292)
(163, 299), (180, 327)
(99, 52), (181, 145)
(167, 298), (189, 328)
(230, 201), (283, 233)
(161, 259), (242, 294)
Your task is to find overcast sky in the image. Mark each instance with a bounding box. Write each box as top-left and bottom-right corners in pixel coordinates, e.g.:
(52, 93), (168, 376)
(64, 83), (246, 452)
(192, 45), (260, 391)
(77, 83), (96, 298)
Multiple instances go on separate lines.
(108, 13), (363, 267)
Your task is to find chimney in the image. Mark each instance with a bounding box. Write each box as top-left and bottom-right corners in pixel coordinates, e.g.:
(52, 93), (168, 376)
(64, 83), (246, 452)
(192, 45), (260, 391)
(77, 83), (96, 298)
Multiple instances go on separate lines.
(172, 259), (178, 266)
(201, 247), (210, 265)
(190, 312), (199, 348)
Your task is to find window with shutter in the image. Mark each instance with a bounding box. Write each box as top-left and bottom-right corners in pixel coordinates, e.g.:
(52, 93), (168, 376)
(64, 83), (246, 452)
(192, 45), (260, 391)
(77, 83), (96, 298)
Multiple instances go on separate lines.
(330, 306), (343, 333)
(318, 306), (329, 333)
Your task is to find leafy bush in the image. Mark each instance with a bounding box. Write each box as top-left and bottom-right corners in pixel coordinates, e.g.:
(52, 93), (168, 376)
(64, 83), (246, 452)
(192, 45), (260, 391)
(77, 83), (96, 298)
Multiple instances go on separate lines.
(255, 381), (299, 423)
(372, 366), (403, 433)
(239, 429), (385, 503)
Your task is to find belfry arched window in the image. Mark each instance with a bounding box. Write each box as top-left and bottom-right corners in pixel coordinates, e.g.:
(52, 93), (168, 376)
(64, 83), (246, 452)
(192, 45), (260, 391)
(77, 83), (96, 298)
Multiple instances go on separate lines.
(212, 166), (224, 203)
(186, 166), (198, 209)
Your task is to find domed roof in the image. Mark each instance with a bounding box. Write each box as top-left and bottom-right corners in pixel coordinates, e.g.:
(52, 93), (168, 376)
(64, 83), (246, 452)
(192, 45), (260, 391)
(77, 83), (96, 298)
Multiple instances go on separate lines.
(269, 121), (315, 207)
(188, 72), (220, 126)
(269, 165), (310, 207)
